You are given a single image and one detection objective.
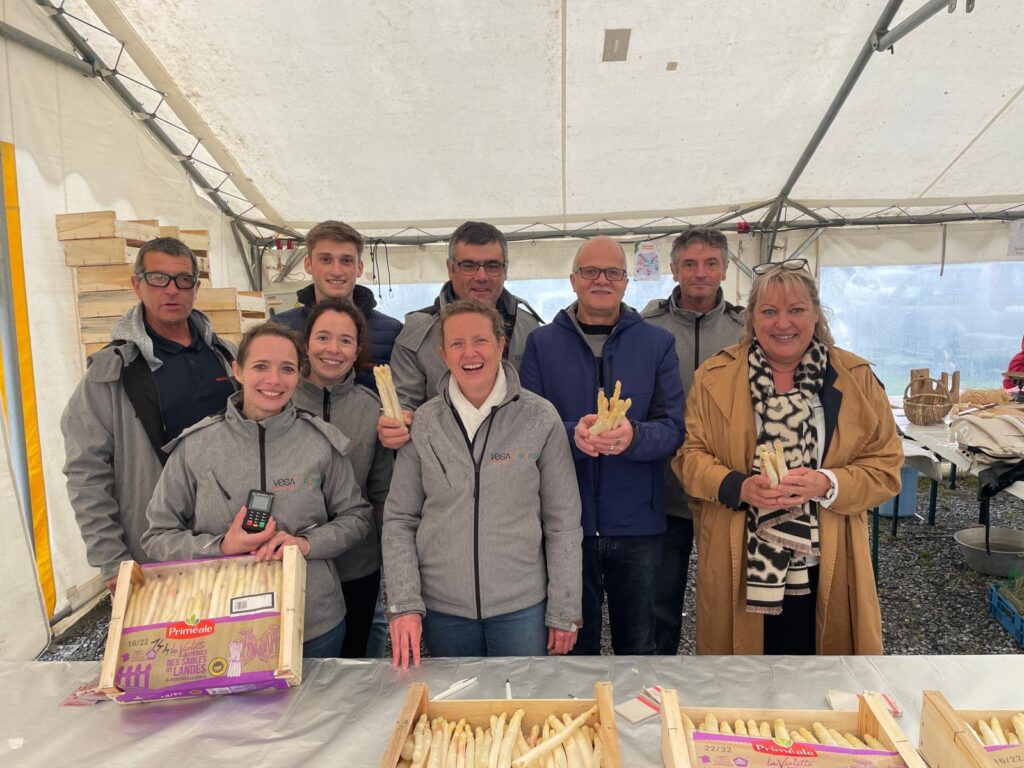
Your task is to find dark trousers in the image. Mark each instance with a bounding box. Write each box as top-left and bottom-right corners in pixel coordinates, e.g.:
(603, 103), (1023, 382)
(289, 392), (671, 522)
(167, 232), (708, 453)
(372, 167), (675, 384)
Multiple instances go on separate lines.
(573, 534), (663, 656)
(763, 564), (819, 655)
(654, 516), (694, 655)
(340, 569), (382, 658)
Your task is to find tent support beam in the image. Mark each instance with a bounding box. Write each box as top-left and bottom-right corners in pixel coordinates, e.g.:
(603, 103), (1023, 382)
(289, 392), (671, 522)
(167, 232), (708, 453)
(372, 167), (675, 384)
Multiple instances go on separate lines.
(0, 20), (96, 77)
(873, 0), (952, 52)
(764, 0), (906, 259)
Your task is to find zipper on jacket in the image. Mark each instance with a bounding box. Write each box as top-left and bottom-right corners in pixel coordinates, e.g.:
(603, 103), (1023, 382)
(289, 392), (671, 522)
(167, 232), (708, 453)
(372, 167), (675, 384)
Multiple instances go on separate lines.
(258, 423), (267, 492)
(447, 397), (514, 620)
(322, 389), (332, 422)
(693, 314), (702, 372)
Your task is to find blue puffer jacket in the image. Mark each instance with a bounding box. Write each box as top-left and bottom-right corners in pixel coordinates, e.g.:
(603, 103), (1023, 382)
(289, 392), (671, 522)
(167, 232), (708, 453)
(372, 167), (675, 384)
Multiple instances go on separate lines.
(272, 284), (403, 391)
(519, 305), (685, 537)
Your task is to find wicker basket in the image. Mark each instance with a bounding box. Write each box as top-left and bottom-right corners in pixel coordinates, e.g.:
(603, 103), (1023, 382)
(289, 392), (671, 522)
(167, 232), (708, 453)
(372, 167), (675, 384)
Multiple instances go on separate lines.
(903, 377), (952, 426)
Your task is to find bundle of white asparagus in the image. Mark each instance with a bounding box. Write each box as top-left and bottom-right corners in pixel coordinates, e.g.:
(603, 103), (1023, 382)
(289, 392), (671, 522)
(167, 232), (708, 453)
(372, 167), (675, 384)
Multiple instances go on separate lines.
(758, 441), (788, 488)
(965, 713), (1024, 746)
(683, 713), (888, 750)
(396, 706), (603, 768)
(123, 559), (282, 627)
(375, 364), (403, 420)
(589, 381), (631, 437)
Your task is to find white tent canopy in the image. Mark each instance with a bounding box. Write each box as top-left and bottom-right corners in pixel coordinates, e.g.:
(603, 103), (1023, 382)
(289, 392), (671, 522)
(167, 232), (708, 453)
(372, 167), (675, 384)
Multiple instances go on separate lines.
(1, 0), (1022, 655)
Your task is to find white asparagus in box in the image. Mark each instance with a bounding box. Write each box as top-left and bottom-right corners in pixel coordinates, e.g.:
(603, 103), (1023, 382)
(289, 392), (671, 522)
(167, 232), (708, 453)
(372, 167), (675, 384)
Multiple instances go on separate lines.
(122, 559), (283, 626)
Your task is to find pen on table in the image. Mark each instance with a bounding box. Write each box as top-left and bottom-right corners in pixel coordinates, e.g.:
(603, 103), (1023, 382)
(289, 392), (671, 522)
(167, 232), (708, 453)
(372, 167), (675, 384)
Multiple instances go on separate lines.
(505, 678), (512, 700)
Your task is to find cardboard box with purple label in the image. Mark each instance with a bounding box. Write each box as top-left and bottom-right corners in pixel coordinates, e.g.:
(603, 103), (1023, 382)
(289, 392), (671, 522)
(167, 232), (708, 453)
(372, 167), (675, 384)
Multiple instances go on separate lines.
(97, 545), (305, 703)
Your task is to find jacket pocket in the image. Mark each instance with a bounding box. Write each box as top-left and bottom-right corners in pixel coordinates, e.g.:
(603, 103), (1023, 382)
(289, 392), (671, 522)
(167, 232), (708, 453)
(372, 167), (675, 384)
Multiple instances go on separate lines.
(424, 443), (454, 490)
(204, 470), (239, 523)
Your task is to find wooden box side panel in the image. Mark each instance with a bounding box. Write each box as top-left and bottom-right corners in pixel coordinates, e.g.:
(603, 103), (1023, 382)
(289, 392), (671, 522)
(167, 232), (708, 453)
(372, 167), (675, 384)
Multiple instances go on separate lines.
(379, 683), (429, 768)
(595, 681), (623, 768)
(276, 545), (306, 684)
(57, 212), (157, 243)
(98, 560), (138, 695)
(860, 693), (928, 768)
(63, 238), (137, 267)
(661, 688), (690, 768)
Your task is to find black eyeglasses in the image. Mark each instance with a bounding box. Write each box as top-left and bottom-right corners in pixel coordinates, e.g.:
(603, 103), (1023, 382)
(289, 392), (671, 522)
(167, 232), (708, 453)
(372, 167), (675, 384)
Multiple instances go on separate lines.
(574, 266), (628, 282)
(453, 260), (506, 276)
(751, 258), (809, 277)
(138, 271), (199, 289)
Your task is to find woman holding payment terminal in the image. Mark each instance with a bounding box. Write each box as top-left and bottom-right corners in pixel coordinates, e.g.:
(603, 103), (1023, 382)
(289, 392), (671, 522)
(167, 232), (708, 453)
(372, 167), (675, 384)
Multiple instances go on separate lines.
(143, 323), (374, 658)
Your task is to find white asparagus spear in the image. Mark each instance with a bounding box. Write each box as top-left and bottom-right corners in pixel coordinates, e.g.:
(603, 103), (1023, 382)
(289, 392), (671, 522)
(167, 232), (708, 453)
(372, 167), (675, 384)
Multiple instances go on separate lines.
(828, 728), (851, 747)
(990, 717), (1008, 746)
(978, 720), (1000, 746)
(511, 708), (596, 768)
(862, 733), (886, 750)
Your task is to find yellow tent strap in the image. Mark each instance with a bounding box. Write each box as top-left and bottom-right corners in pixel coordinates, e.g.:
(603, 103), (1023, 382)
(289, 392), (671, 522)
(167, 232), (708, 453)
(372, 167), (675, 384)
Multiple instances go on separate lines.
(0, 141), (56, 617)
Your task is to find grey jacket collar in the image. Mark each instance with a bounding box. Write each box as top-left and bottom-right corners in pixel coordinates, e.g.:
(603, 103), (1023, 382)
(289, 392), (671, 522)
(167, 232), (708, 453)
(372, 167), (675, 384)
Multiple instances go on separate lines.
(299, 368), (357, 400)
(668, 286), (729, 324)
(111, 303), (218, 372)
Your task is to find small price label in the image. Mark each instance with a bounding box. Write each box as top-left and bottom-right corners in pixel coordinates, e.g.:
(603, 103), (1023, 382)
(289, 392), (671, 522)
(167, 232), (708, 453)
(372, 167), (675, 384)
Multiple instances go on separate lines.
(230, 592), (275, 615)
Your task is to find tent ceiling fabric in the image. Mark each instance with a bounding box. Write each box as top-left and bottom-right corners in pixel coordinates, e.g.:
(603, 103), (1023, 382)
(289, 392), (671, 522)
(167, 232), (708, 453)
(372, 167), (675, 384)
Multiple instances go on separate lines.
(98, 1), (1022, 229)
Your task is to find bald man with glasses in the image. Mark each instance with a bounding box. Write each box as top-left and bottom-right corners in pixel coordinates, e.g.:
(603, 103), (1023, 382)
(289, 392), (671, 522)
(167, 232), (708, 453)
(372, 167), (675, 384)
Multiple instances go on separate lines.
(379, 221), (542, 449)
(62, 237), (236, 592)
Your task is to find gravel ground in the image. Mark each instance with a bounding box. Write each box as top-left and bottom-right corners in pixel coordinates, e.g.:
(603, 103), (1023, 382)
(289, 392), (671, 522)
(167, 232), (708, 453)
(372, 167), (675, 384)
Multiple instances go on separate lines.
(39, 474), (1023, 661)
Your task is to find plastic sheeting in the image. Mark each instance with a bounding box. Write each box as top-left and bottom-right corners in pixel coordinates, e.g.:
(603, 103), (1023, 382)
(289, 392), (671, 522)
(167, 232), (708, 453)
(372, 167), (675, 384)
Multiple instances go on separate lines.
(2, 655), (1022, 767)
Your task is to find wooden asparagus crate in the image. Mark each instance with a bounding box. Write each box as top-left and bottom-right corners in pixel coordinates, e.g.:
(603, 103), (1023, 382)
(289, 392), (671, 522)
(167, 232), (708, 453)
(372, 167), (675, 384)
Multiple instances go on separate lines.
(98, 545), (306, 704)
(75, 263), (213, 292)
(380, 681), (622, 767)
(79, 309), (262, 343)
(63, 238), (140, 267)
(661, 690), (925, 768)
(919, 690), (1024, 768)
(56, 211), (159, 243)
(159, 226), (211, 252)
(77, 287), (266, 317)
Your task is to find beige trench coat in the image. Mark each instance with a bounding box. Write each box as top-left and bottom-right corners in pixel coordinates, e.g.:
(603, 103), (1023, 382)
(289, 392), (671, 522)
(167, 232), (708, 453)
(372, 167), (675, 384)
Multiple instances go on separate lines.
(675, 343), (902, 655)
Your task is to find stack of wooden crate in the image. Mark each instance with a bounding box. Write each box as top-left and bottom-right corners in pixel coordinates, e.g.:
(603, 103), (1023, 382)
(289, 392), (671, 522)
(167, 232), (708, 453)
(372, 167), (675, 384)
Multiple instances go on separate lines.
(57, 211), (267, 355)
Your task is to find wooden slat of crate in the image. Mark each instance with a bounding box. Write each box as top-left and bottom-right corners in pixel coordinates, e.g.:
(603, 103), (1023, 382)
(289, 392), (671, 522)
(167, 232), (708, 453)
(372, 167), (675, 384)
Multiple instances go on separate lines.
(218, 333), (242, 348)
(75, 264), (136, 292)
(64, 238), (139, 267)
(80, 316), (118, 344)
(159, 226), (211, 252)
(81, 309), (243, 343)
(919, 691), (1022, 768)
(57, 211), (159, 243)
(83, 341), (109, 357)
(661, 691), (925, 768)
(195, 287), (239, 312)
(237, 291), (267, 315)
(379, 682), (620, 768)
(77, 290), (137, 319)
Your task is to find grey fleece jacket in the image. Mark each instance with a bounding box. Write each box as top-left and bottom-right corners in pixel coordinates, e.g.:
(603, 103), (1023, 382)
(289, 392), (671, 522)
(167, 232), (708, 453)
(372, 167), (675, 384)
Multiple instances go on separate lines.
(142, 393), (374, 640)
(292, 373), (394, 582)
(61, 304), (234, 580)
(382, 363), (583, 630)
(389, 287), (542, 411)
(641, 287), (744, 518)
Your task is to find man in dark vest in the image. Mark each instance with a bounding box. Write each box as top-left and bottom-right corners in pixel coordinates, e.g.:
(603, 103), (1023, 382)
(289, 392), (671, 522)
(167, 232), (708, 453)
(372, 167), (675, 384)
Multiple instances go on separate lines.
(61, 237), (236, 592)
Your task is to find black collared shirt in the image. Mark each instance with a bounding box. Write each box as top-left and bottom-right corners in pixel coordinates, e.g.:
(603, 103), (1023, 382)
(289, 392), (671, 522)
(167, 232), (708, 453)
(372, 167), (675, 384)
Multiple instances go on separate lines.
(145, 317), (235, 441)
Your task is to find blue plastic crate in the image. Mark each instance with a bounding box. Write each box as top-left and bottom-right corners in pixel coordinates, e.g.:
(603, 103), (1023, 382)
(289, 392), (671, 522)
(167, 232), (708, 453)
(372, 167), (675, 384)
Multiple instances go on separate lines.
(989, 584), (1024, 648)
(878, 466), (919, 518)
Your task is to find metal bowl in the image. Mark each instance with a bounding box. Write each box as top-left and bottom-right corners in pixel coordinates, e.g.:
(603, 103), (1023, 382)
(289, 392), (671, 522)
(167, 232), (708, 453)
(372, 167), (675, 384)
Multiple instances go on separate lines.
(953, 527), (1024, 578)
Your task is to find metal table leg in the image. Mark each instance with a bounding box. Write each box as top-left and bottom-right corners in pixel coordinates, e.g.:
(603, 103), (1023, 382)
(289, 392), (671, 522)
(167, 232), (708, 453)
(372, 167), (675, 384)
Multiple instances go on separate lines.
(890, 492), (900, 538)
(928, 479), (938, 526)
(948, 461), (957, 490)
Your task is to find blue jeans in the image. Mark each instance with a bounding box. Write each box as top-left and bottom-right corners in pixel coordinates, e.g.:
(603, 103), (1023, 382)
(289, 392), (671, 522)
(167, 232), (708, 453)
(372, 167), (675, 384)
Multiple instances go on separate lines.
(303, 620), (346, 658)
(573, 534), (662, 655)
(654, 516), (695, 654)
(366, 584), (388, 658)
(423, 601), (547, 657)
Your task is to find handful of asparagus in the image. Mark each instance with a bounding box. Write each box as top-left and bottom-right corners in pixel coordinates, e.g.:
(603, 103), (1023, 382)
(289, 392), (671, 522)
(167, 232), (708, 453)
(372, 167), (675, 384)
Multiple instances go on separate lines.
(589, 381), (631, 437)
(758, 441), (789, 488)
(374, 364), (403, 420)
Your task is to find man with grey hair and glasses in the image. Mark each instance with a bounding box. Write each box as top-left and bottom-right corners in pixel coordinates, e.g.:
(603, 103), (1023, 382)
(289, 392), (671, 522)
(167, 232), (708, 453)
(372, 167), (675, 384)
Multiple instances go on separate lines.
(641, 226), (744, 654)
(61, 237), (236, 592)
(379, 220), (542, 449)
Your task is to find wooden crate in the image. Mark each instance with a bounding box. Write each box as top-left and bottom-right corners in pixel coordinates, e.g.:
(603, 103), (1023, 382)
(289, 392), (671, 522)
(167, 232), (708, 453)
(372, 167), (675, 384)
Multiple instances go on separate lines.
(77, 290), (137, 319)
(661, 690), (925, 768)
(79, 309), (256, 343)
(159, 226), (211, 252)
(74, 263), (212, 292)
(63, 237), (139, 267)
(98, 545), (306, 703)
(919, 690), (1024, 768)
(195, 288), (267, 315)
(56, 211), (159, 243)
(379, 681), (621, 767)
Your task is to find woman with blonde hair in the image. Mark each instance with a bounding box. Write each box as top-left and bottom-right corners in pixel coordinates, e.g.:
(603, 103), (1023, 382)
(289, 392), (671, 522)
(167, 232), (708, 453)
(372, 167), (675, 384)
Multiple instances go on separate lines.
(676, 259), (902, 655)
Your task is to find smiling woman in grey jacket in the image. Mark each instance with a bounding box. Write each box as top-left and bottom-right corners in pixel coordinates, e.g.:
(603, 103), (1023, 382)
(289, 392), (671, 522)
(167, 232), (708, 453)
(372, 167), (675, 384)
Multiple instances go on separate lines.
(143, 323), (374, 658)
(383, 299), (583, 669)
(292, 299), (393, 659)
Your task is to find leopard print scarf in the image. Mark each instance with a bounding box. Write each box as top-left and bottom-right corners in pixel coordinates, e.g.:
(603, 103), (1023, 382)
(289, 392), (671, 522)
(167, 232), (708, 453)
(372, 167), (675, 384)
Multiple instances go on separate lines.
(745, 338), (828, 615)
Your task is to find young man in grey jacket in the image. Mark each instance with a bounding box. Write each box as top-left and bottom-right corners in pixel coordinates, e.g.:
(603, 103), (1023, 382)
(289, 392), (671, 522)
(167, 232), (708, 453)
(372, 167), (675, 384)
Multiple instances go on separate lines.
(61, 238), (235, 592)
(640, 227), (744, 654)
(377, 221), (542, 450)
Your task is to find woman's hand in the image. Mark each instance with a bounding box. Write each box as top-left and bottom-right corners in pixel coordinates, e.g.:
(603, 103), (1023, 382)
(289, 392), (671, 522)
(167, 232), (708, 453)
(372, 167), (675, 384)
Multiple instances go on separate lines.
(220, 506), (277, 556)
(776, 467), (833, 506)
(547, 626), (579, 655)
(593, 418), (633, 456)
(573, 414), (600, 457)
(390, 613), (422, 670)
(740, 474), (790, 511)
(377, 410), (413, 450)
(253, 531), (311, 561)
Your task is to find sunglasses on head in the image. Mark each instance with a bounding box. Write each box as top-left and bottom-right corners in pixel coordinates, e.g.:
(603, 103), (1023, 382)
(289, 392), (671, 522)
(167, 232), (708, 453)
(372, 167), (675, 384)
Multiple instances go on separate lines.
(751, 258), (809, 277)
